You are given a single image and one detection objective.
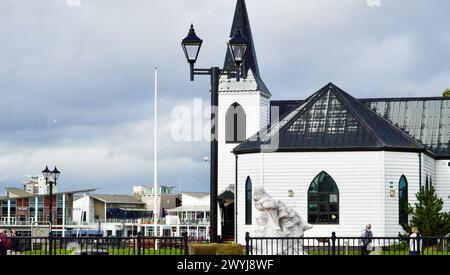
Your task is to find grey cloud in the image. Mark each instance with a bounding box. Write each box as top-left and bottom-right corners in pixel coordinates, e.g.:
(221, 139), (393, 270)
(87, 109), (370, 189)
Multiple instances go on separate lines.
(0, 0), (448, 193)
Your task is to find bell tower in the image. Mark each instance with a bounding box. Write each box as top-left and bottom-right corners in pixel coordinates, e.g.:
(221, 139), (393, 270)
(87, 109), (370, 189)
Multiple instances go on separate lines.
(217, 0), (271, 241)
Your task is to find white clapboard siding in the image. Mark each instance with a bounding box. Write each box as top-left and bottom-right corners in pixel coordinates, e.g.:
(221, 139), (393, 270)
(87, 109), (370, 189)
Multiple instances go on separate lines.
(259, 95), (270, 130)
(435, 159), (450, 212)
(423, 154), (435, 187)
(384, 152), (420, 237)
(218, 72), (270, 195)
(218, 92), (261, 194)
(236, 151), (385, 244)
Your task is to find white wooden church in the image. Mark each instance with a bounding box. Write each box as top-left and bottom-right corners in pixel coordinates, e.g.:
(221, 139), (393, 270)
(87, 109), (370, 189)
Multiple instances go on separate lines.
(217, 0), (450, 244)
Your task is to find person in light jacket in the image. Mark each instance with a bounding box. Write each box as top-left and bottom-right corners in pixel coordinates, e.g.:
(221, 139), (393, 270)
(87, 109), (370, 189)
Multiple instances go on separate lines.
(360, 224), (373, 255)
(409, 227), (422, 255)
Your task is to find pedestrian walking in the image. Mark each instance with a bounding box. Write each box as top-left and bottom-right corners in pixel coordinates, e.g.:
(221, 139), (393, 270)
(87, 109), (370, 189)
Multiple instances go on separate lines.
(360, 224), (373, 255)
(409, 227), (422, 255)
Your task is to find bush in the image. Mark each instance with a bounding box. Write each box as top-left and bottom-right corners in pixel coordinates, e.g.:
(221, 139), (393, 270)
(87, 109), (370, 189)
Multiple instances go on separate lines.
(402, 186), (450, 237)
(443, 88), (450, 97)
(189, 243), (244, 255)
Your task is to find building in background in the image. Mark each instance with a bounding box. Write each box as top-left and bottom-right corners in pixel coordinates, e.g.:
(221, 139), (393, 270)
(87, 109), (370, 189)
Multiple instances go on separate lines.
(22, 175), (58, 196)
(73, 194), (150, 224)
(71, 186), (209, 239)
(72, 194), (151, 237)
(133, 185), (180, 218)
(1, 180), (210, 239)
(0, 185), (97, 236)
(167, 192), (209, 225)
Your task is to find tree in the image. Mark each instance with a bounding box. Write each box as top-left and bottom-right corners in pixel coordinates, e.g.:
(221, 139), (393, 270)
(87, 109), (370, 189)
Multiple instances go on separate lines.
(443, 88), (450, 97)
(402, 185), (450, 237)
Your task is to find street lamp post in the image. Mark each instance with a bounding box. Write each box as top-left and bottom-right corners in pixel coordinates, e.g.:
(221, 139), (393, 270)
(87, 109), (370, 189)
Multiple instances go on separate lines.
(181, 24), (248, 243)
(42, 165), (60, 255)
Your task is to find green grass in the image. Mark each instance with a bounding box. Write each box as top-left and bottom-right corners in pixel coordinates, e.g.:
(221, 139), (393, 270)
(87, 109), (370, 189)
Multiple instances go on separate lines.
(18, 248), (184, 255)
(107, 248), (184, 255)
(250, 248), (449, 256)
(22, 249), (74, 255)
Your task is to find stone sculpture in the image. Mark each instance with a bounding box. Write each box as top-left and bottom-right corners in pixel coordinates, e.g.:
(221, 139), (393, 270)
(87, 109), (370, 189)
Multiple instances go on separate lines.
(253, 186), (312, 255)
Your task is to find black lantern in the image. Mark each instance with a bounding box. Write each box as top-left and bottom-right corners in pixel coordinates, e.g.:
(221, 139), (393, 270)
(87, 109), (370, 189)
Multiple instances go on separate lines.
(228, 27), (248, 65)
(51, 167), (60, 181)
(42, 166), (51, 181)
(180, 20), (249, 243)
(228, 27), (248, 81)
(181, 24), (203, 64)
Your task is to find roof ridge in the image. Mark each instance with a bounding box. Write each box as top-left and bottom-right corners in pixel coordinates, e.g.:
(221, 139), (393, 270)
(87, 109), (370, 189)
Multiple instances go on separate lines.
(331, 85), (385, 147)
(275, 84), (331, 133)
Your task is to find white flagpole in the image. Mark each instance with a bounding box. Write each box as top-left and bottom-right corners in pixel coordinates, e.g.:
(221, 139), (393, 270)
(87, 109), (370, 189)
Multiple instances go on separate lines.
(153, 67), (158, 248)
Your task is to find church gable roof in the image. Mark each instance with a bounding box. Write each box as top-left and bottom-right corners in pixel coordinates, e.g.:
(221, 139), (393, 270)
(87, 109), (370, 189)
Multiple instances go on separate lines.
(234, 83), (426, 154)
(223, 0), (271, 97)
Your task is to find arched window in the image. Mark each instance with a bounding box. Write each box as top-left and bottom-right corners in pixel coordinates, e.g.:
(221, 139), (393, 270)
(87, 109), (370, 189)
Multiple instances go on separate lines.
(308, 171), (339, 224)
(399, 175), (408, 225)
(225, 103), (246, 143)
(245, 177), (252, 225)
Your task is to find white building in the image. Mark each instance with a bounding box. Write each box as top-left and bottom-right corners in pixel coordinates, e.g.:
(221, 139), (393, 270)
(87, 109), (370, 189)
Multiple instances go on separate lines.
(165, 192), (210, 240)
(71, 188), (211, 239)
(217, 0), (450, 244)
(167, 192), (210, 224)
(133, 185), (179, 218)
(23, 175), (58, 195)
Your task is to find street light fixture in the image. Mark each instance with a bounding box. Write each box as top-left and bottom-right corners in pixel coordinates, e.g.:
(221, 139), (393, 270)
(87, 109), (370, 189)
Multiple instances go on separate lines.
(42, 166), (51, 181)
(181, 24), (248, 243)
(181, 24), (203, 81)
(42, 165), (60, 255)
(228, 28), (248, 81)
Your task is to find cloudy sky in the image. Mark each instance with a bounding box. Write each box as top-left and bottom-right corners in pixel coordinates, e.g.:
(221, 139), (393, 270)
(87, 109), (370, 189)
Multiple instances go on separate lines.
(0, 0), (448, 194)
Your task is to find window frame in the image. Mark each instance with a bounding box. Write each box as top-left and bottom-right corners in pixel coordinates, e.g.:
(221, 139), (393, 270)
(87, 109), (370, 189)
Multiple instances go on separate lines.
(399, 175), (408, 225)
(245, 176), (252, 225)
(307, 171), (340, 225)
(225, 103), (246, 144)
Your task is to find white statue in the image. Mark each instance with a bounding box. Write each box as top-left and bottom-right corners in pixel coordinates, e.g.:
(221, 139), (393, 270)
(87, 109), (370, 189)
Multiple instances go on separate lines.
(253, 186), (312, 255)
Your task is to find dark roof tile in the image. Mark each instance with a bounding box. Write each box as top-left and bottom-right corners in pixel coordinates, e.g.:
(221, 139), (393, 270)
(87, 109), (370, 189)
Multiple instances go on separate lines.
(235, 83), (426, 154)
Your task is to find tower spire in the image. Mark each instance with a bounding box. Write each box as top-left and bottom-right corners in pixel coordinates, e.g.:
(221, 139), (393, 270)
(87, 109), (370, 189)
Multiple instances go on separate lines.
(224, 0), (271, 96)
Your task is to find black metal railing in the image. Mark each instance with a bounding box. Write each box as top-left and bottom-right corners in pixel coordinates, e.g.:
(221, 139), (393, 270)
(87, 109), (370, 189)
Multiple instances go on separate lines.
(0, 233), (190, 256)
(245, 232), (450, 256)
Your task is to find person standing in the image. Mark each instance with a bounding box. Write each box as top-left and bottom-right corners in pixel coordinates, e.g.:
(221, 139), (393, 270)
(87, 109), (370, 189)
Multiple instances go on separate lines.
(409, 227), (422, 255)
(0, 230), (8, 256)
(360, 224), (373, 255)
(9, 230), (19, 254)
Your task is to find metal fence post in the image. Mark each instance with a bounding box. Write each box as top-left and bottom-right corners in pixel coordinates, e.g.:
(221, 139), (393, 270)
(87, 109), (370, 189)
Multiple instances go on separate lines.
(331, 232), (336, 256)
(137, 234), (142, 256)
(245, 232), (250, 256)
(183, 231), (189, 255)
(417, 235), (421, 255)
(48, 233), (53, 256)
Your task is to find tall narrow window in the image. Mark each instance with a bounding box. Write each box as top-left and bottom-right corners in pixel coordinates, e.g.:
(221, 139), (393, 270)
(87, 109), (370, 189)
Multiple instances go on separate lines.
(308, 171), (339, 224)
(399, 175), (408, 225)
(226, 103), (246, 143)
(245, 177), (252, 225)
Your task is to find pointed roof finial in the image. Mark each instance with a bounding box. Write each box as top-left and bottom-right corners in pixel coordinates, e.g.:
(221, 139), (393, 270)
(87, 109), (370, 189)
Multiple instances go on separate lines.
(223, 0), (271, 96)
